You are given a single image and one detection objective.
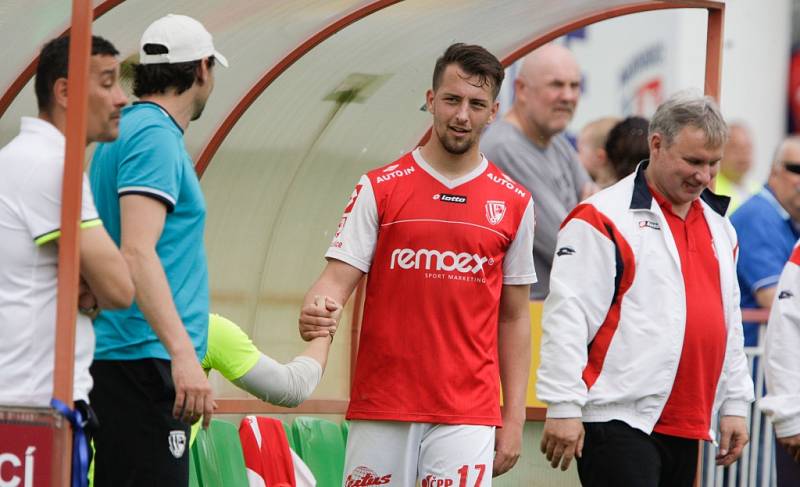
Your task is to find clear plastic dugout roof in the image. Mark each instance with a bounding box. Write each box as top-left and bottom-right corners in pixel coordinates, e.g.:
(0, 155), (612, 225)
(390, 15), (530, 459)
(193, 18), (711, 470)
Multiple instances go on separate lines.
(0, 0), (723, 401)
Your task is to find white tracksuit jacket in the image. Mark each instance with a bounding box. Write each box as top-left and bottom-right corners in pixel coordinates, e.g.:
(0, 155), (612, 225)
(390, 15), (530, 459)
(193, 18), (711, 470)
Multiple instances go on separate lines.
(760, 239), (800, 438)
(537, 163), (754, 437)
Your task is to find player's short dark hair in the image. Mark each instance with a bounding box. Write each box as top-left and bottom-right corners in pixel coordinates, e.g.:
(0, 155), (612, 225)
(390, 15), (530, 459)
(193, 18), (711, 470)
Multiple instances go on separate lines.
(133, 45), (215, 97)
(432, 43), (504, 100)
(606, 116), (651, 180)
(35, 35), (119, 113)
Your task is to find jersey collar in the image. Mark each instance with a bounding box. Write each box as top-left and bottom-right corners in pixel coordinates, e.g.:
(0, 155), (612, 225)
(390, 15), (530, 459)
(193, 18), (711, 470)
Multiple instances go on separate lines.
(411, 147), (488, 190)
(630, 159), (730, 216)
(132, 101), (184, 134)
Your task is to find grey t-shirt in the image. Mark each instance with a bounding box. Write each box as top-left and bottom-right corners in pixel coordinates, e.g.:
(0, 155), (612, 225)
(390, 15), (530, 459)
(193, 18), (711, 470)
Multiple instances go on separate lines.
(481, 120), (591, 299)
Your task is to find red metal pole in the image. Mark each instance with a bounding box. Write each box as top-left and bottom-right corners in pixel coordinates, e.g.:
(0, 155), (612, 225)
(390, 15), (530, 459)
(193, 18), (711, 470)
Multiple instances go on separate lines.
(53, 0), (93, 484)
(704, 5), (725, 101)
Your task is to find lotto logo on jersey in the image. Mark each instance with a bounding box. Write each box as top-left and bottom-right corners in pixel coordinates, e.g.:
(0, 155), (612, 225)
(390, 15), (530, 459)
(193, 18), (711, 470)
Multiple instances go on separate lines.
(390, 248), (493, 274)
(433, 193), (467, 204)
(345, 466), (392, 486)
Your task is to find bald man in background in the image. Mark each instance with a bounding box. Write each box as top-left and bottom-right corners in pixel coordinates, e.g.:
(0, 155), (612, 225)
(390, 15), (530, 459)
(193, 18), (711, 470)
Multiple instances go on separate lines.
(482, 44), (596, 300)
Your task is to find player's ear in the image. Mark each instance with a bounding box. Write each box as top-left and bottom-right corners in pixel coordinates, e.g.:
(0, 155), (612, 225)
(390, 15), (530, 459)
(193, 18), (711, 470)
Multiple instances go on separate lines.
(52, 77), (69, 112)
(488, 100), (499, 124)
(425, 89), (435, 115)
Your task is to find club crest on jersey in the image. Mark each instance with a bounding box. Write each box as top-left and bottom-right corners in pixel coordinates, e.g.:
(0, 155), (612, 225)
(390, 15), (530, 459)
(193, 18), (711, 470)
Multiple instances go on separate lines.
(168, 430), (186, 458)
(485, 200), (506, 225)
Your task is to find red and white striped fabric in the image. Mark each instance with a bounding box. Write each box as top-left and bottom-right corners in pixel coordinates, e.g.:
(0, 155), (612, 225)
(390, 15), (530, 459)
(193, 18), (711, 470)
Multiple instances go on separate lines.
(239, 416), (316, 487)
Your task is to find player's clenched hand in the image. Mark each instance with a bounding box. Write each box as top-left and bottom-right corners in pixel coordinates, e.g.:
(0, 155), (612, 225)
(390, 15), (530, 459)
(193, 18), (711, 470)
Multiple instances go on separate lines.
(171, 351), (215, 428)
(78, 277), (99, 317)
(299, 294), (340, 341)
(493, 418), (523, 476)
(540, 417), (584, 471)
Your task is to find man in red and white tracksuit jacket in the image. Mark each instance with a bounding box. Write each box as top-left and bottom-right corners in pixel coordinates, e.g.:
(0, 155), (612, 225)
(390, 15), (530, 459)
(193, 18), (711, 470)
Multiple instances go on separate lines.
(537, 92), (754, 487)
(761, 239), (800, 486)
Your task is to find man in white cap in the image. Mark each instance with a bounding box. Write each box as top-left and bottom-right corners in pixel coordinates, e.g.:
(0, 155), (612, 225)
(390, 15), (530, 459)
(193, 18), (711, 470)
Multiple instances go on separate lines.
(88, 14), (227, 486)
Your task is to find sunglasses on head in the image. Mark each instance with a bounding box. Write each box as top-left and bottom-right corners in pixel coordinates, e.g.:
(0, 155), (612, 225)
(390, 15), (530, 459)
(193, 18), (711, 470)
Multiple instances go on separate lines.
(784, 162), (800, 174)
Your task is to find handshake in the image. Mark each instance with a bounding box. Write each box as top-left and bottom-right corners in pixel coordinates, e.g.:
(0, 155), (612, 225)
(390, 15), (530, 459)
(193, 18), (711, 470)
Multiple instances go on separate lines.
(298, 295), (343, 342)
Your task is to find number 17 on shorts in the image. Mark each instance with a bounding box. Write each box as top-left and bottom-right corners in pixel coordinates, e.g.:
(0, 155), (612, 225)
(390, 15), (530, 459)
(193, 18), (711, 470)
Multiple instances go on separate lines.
(421, 464), (487, 487)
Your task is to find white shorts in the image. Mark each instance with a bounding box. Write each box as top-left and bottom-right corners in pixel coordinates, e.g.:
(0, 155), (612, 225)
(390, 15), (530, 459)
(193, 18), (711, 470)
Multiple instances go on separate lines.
(342, 420), (495, 486)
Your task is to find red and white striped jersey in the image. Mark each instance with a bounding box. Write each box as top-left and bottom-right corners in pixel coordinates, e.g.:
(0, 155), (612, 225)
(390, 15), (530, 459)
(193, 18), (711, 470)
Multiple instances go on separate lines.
(327, 148), (535, 426)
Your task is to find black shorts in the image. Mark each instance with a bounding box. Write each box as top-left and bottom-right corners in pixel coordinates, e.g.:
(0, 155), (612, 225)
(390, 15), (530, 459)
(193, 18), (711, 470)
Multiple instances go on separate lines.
(89, 359), (190, 487)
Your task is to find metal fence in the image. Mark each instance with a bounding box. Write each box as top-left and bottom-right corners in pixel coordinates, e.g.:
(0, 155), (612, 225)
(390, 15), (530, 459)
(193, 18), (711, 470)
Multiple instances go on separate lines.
(702, 324), (776, 487)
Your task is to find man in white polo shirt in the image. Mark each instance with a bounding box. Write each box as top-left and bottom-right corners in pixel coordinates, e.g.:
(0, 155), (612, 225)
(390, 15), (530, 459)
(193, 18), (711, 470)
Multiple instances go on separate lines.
(0, 35), (133, 411)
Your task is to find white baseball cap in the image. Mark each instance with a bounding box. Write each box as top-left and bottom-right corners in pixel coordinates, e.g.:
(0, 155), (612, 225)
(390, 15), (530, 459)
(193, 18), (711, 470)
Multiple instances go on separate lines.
(139, 14), (228, 67)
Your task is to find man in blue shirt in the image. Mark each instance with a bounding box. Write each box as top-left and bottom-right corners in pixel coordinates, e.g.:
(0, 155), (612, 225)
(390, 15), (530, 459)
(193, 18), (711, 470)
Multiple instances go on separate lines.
(88, 14), (227, 486)
(731, 137), (800, 346)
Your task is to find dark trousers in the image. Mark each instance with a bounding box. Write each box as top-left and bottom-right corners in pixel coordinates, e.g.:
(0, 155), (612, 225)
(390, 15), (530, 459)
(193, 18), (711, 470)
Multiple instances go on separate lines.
(775, 437), (800, 487)
(89, 359), (190, 487)
(577, 420), (698, 487)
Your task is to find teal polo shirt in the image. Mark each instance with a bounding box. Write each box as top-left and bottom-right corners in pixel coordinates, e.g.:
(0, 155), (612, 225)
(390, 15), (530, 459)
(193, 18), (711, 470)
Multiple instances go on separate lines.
(90, 102), (208, 361)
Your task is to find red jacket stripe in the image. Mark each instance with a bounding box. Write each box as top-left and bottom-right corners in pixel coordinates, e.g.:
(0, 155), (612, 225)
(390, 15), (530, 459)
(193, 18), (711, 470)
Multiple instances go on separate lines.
(563, 204), (637, 389)
(790, 244), (800, 266)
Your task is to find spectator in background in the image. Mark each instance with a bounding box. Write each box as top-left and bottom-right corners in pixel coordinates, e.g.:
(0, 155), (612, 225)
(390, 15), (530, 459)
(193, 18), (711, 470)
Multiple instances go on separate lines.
(760, 240), (800, 486)
(482, 43), (596, 300)
(605, 116), (650, 182)
(578, 116), (620, 188)
(716, 122), (760, 212)
(89, 14), (227, 486)
(731, 136), (800, 346)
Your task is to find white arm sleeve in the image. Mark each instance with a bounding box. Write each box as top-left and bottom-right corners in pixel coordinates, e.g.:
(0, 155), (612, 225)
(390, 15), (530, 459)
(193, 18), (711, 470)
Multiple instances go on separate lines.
(503, 197), (536, 284)
(325, 175), (378, 272)
(537, 210), (617, 417)
(233, 355), (323, 408)
(760, 257), (800, 437)
(22, 165), (99, 241)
